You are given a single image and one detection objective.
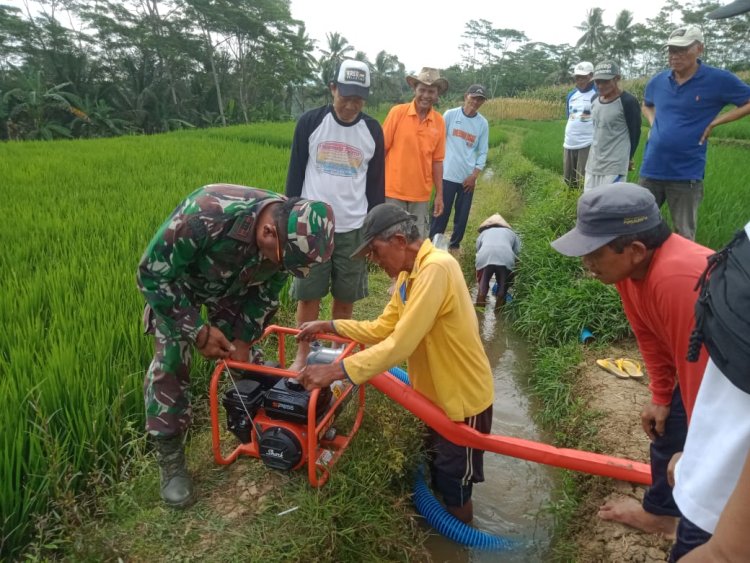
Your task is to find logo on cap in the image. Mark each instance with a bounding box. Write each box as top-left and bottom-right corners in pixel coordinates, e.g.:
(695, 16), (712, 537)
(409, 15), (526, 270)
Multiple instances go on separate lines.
(623, 215), (648, 225)
(344, 69), (366, 85)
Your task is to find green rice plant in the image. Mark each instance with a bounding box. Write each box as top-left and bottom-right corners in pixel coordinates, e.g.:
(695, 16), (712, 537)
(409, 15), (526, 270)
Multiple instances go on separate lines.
(0, 130), (290, 556)
(173, 122), (296, 150)
(700, 143), (750, 248)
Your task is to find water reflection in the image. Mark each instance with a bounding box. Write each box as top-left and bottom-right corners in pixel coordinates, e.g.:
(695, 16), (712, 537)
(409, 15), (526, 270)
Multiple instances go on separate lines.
(424, 290), (557, 562)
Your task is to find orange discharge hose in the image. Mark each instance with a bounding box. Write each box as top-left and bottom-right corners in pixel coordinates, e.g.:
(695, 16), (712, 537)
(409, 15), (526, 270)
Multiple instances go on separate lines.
(369, 370), (652, 485)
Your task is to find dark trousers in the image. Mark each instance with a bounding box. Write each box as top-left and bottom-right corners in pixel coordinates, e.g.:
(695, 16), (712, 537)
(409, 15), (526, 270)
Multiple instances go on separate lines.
(429, 179), (474, 249)
(477, 265), (513, 302)
(668, 515), (713, 562)
(643, 387), (688, 517)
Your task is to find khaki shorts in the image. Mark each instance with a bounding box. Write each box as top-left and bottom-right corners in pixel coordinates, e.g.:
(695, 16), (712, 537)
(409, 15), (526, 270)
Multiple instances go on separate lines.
(385, 197), (430, 238)
(291, 228), (368, 302)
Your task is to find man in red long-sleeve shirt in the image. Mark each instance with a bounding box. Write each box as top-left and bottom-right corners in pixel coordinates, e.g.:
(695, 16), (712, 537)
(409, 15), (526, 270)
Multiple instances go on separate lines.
(552, 183), (711, 536)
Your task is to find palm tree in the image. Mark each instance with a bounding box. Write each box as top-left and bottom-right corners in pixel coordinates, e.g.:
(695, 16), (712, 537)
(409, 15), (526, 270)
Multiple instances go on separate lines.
(372, 50), (405, 106)
(576, 8), (608, 55)
(318, 32), (354, 86)
(610, 10), (636, 73)
(285, 24), (318, 115)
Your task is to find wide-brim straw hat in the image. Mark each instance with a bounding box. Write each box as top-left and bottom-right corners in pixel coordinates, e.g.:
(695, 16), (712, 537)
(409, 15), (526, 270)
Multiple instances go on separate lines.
(478, 214), (511, 232)
(406, 67), (449, 95)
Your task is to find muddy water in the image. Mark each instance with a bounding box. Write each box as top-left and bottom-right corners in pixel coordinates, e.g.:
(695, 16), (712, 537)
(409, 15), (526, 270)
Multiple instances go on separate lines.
(424, 291), (558, 562)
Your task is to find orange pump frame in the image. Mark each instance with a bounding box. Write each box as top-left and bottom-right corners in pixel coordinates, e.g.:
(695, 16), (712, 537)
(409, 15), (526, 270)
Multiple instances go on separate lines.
(209, 325), (365, 488)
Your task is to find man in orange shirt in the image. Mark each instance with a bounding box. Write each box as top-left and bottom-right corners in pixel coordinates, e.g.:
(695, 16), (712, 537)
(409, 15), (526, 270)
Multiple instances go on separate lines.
(382, 68), (448, 237)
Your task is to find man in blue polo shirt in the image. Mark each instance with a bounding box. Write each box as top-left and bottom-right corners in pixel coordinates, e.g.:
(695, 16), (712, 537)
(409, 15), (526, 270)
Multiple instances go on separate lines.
(639, 25), (750, 241)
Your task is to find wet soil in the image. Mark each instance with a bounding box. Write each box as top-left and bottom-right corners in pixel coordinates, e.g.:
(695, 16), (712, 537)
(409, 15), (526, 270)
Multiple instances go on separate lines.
(570, 340), (673, 562)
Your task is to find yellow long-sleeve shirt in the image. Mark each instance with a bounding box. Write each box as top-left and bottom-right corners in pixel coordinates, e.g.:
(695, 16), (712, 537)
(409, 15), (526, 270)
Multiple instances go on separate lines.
(334, 240), (494, 421)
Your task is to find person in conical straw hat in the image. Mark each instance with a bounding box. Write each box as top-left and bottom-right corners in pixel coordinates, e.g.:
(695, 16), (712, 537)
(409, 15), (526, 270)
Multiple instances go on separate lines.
(382, 67), (449, 240)
(475, 214), (520, 306)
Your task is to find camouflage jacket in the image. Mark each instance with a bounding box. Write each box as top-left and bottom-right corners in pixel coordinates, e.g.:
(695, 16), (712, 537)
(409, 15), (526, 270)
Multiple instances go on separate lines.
(137, 184), (288, 344)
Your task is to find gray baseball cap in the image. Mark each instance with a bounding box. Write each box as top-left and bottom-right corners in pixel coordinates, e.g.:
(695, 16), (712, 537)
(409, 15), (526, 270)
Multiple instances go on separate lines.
(350, 203), (417, 258)
(551, 184), (663, 257)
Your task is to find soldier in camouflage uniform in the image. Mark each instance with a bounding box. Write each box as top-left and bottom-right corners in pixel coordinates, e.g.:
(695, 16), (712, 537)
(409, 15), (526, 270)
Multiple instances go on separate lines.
(137, 183), (334, 508)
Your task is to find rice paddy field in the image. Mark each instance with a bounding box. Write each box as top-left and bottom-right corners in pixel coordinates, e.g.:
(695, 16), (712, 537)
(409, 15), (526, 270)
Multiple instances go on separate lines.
(505, 118), (750, 250)
(0, 128), (293, 556)
(2, 108), (749, 558)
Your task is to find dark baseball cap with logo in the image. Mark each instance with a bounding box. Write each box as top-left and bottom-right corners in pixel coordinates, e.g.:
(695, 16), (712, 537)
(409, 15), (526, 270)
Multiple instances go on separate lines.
(593, 61), (620, 80)
(335, 59), (371, 99)
(551, 183), (663, 257)
(466, 84), (488, 98)
(350, 203), (417, 258)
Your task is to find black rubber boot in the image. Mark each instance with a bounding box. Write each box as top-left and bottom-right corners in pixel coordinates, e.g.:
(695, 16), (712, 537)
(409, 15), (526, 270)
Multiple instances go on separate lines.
(154, 434), (195, 508)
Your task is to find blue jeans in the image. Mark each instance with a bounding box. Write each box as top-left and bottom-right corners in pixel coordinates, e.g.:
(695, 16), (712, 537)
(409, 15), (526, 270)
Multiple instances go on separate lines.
(643, 387), (688, 517)
(668, 515), (712, 562)
(429, 180), (474, 248)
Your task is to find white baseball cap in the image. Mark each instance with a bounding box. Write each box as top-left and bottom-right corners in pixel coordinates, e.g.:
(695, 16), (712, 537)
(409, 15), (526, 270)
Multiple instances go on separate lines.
(666, 25), (704, 47)
(335, 59), (371, 99)
(573, 61), (594, 76)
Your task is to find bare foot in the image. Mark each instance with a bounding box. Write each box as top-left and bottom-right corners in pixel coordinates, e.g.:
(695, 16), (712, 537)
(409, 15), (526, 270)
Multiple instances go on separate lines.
(598, 497), (677, 537)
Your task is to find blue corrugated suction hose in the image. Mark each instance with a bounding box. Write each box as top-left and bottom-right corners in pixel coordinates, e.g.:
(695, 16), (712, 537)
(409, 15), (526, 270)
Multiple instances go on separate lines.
(387, 367), (517, 551)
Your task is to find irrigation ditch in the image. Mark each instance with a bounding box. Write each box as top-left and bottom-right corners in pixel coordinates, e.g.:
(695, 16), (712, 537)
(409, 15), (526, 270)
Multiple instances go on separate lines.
(477, 126), (673, 561)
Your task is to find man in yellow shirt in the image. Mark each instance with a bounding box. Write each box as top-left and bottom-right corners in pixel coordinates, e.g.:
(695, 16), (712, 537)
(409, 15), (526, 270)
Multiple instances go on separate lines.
(296, 203), (494, 523)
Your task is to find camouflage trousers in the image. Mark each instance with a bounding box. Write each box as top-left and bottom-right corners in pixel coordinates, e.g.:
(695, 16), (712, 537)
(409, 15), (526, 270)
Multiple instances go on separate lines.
(142, 303), (262, 437)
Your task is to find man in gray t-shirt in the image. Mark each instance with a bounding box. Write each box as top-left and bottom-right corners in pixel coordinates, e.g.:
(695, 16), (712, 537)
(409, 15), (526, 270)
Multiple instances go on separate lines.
(584, 61), (642, 191)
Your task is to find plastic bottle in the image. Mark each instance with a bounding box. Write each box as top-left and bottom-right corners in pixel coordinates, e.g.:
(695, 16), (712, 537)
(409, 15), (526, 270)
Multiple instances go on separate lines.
(432, 233), (449, 251)
(306, 342), (342, 366)
(306, 343), (349, 400)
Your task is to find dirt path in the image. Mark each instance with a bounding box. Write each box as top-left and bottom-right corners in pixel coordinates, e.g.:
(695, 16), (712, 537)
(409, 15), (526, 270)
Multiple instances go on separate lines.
(570, 340), (674, 562)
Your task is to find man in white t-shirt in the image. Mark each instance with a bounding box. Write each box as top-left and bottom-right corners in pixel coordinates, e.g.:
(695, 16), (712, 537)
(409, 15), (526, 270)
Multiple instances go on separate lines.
(563, 61), (596, 188)
(669, 222), (750, 561)
(285, 59), (385, 370)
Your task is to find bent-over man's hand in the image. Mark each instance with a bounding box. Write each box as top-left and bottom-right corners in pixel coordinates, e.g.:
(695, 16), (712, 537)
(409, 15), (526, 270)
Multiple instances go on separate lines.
(296, 363), (346, 390)
(196, 326), (235, 359)
(641, 402), (671, 441)
(296, 320), (335, 342)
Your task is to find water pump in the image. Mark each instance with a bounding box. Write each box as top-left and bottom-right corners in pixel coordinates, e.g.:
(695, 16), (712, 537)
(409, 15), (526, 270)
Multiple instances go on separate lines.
(210, 325), (366, 487)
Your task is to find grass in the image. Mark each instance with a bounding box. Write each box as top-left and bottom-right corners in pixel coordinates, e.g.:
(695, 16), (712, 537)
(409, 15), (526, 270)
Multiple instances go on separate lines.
(0, 123), (429, 560)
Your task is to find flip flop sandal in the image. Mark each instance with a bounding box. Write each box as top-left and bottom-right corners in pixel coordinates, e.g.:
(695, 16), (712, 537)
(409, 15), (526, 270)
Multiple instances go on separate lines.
(596, 358), (630, 379)
(619, 359), (644, 379)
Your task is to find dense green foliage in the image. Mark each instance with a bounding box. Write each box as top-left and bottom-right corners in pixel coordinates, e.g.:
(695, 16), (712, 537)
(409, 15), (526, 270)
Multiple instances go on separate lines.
(3, 0), (750, 140)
